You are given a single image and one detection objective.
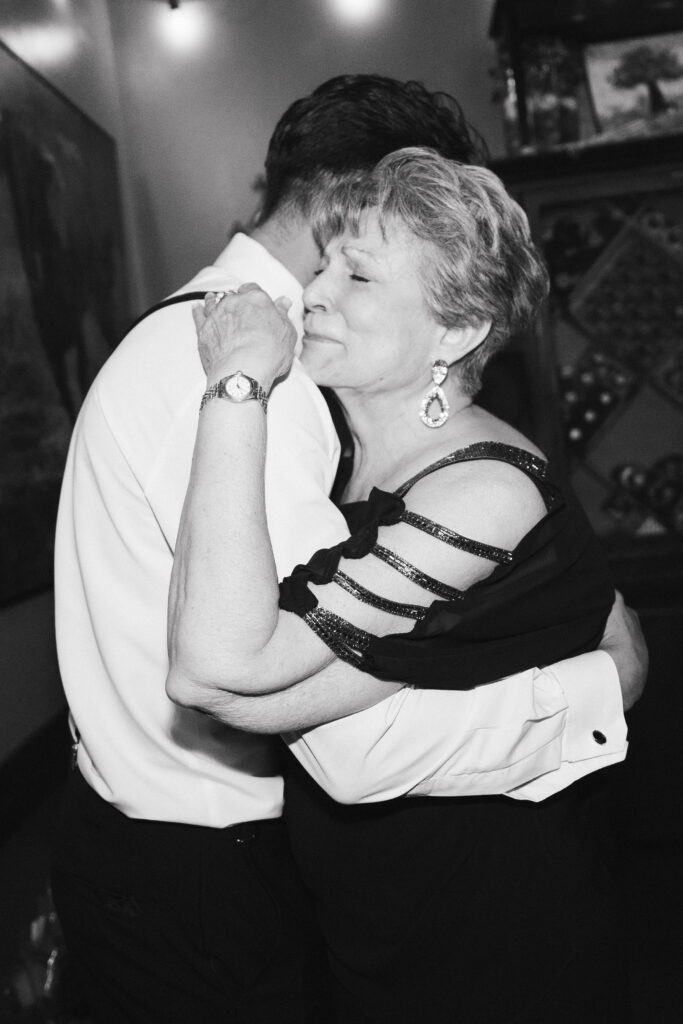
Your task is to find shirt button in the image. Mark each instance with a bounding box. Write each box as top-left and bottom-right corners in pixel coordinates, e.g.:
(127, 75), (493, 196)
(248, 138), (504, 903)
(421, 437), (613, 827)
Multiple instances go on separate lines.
(592, 730), (607, 745)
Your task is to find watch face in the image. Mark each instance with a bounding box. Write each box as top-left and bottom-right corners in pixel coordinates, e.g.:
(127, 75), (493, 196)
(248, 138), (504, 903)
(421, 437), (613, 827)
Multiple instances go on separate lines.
(224, 373), (251, 401)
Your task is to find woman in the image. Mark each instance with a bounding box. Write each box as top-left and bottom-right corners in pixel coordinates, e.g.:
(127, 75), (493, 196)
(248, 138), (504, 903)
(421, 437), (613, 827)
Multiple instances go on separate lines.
(168, 149), (626, 1022)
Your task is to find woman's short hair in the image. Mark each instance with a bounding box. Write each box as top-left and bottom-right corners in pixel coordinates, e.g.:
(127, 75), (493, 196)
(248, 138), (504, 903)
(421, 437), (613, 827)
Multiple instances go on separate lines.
(313, 147), (549, 396)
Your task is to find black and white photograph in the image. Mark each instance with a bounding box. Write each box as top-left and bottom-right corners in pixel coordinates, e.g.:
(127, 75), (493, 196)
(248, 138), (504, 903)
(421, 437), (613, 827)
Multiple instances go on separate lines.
(0, 2), (680, 1023)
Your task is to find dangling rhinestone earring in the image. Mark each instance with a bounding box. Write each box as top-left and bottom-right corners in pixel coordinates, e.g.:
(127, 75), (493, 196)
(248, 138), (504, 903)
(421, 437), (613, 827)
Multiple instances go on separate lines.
(419, 360), (450, 428)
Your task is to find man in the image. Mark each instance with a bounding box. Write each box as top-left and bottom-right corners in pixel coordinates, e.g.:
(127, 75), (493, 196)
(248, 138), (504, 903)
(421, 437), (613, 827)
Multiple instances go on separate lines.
(52, 75), (645, 1024)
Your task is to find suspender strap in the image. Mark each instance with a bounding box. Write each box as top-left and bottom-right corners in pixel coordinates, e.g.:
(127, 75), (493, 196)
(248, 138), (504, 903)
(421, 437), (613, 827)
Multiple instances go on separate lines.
(125, 291), (208, 335)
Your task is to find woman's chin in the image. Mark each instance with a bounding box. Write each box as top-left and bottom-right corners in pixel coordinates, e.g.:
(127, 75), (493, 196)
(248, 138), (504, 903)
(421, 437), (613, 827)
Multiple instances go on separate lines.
(300, 348), (334, 386)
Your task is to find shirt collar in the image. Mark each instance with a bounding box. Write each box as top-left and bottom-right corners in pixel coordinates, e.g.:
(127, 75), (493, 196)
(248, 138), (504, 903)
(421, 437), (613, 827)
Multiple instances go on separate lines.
(213, 233), (305, 336)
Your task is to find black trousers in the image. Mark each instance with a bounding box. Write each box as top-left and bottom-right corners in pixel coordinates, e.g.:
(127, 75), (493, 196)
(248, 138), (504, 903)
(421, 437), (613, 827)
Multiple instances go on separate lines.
(51, 769), (330, 1024)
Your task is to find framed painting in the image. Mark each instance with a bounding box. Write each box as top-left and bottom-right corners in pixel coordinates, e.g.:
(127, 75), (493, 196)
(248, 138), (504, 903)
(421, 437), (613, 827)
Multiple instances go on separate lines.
(0, 41), (129, 605)
(584, 31), (683, 142)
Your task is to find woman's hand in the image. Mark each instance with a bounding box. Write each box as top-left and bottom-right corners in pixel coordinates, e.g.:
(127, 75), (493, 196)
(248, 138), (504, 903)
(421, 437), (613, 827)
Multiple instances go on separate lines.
(192, 284), (297, 390)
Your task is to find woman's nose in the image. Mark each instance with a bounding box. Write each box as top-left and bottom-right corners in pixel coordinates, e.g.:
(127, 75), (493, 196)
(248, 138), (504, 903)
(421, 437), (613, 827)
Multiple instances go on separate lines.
(303, 271), (330, 313)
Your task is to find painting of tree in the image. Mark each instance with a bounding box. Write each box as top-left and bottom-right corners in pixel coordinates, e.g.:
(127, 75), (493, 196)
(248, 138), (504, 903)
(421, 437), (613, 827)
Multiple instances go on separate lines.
(585, 31), (683, 140)
(610, 43), (683, 117)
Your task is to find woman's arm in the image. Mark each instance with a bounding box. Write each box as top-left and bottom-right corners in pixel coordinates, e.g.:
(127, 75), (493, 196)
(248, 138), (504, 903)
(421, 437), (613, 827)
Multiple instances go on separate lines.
(171, 658), (402, 732)
(167, 285), (336, 702)
(170, 590), (645, 734)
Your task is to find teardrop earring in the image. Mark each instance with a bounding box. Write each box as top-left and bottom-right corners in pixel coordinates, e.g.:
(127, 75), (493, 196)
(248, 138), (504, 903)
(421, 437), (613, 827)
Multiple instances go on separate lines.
(419, 360), (450, 428)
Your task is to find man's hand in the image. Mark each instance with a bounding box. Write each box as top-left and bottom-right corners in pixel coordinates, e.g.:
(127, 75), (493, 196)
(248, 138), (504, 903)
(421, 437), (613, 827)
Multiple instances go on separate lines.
(598, 591), (648, 712)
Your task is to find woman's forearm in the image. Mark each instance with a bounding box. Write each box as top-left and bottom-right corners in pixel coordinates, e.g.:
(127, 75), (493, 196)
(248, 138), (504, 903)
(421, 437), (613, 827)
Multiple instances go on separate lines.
(167, 288), (341, 708)
(172, 659), (402, 734)
(168, 395), (284, 699)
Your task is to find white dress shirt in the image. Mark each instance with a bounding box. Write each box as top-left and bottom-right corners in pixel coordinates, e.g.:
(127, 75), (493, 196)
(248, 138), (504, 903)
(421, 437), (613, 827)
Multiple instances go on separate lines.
(56, 234), (344, 826)
(286, 652), (626, 804)
(55, 233), (627, 827)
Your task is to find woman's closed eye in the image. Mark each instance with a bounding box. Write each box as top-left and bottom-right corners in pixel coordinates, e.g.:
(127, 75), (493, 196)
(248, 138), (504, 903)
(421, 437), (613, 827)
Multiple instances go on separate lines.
(350, 273), (369, 283)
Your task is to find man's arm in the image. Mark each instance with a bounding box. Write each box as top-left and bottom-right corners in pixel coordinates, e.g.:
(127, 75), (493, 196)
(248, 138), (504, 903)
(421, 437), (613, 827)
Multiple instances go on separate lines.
(208, 651), (625, 804)
(199, 596), (646, 803)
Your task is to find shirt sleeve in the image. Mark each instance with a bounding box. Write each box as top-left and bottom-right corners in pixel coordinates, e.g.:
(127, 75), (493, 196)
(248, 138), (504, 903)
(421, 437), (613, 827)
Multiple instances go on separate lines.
(505, 650), (627, 802)
(285, 649), (627, 804)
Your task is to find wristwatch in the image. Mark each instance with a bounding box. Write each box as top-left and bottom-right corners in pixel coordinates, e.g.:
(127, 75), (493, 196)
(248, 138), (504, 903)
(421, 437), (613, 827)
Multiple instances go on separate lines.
(200, 371), (269, 413)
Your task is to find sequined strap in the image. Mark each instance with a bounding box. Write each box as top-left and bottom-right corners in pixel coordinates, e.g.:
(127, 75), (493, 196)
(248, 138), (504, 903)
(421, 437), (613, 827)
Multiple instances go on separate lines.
(399, 510), (514, 564)
(394, 441), (551, 504)
(293, 443), (553, 669)
(372, 544), (464, 601)
(333, 570), (428, 620)
(302, 607), (374, 668)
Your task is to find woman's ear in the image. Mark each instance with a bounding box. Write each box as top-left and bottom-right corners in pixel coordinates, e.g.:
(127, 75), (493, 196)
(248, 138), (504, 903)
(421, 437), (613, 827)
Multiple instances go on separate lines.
(439, 321), (492, 363)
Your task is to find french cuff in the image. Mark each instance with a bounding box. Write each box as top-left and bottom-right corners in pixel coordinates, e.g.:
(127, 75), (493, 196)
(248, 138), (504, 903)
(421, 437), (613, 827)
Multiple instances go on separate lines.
(509, 649), (628, 803)
(553, 649), (627, 760)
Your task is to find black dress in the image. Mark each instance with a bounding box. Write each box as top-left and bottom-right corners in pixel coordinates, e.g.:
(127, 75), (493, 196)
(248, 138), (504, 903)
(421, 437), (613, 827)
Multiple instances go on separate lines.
(280, 443), (628, 1024)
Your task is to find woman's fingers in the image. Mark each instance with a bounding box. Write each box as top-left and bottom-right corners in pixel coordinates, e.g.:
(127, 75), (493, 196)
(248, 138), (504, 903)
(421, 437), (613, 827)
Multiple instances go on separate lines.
(192, 302), (207, 332)
(196, 286), (297, 383)
(203, 287), (291, 328)
(203, 289), (236, 315)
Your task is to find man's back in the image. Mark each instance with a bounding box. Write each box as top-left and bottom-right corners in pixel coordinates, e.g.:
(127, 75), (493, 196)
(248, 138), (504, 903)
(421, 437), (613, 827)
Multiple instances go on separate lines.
(54, 234), (344, 825)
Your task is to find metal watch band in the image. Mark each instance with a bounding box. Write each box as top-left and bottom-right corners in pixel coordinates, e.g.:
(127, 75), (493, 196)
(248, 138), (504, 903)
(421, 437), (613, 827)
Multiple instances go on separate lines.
(199, 372), (269, 414)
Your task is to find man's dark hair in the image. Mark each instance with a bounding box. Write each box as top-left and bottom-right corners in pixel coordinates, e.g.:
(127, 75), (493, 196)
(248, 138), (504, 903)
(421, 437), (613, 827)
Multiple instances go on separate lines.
(260, 74), (487, 222)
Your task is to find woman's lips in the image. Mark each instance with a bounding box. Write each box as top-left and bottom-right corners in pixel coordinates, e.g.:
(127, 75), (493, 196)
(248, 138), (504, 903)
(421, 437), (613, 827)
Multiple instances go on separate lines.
(302, 331), (339, 344)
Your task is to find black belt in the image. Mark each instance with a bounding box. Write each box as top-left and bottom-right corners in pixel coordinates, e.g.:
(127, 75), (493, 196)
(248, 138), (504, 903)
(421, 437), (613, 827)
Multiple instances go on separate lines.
(70, 766), (283, 845)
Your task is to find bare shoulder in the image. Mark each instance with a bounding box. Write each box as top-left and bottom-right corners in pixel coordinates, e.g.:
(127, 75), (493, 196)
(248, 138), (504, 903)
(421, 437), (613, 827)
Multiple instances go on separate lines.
(404, 450), (549, 554)
(466, 404), (546, 458)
